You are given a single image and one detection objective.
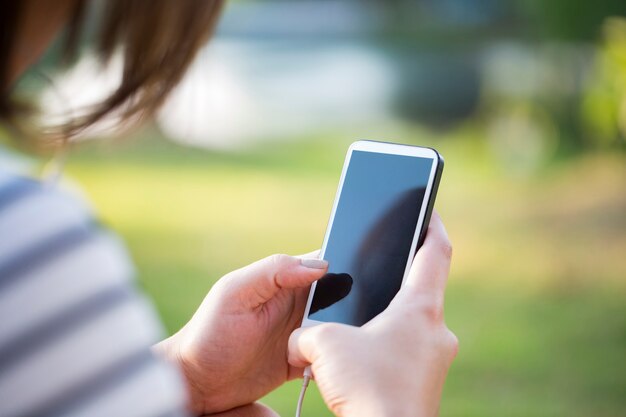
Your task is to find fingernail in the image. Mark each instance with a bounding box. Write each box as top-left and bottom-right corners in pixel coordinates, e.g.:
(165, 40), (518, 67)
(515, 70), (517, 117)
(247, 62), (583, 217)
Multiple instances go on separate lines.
(300, 258), (328, 269)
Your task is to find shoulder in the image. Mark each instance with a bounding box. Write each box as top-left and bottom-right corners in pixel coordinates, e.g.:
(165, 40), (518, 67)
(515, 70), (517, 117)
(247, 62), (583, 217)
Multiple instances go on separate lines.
(0, 171), (136, 343)
(0, 172), (188, 417)
(0, 172), (134, 305)
(0, 172), (96, 263)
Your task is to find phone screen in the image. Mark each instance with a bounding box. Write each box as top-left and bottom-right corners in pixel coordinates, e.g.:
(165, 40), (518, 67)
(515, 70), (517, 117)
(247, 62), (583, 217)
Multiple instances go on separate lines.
(308, 150), (434, 326)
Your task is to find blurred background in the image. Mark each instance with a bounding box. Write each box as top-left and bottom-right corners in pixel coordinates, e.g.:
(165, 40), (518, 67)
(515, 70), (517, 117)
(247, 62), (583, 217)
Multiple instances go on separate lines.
(4, 0), (626, 416)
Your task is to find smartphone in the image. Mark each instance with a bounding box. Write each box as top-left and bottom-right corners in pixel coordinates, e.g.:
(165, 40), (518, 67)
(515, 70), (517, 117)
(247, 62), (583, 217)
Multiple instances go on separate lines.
(301, 140), (444, 327)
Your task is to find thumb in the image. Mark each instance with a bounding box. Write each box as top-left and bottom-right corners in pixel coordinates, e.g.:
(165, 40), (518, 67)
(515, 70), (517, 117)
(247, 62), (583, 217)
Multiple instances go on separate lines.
(288, 323), (346, 369)
(224, 254), (328, 309)
(288, 326), (322, 368)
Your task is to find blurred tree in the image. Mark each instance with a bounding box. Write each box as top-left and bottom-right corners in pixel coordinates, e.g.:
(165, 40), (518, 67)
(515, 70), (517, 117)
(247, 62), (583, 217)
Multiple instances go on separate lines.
(582, 17), (626, 147)
(520, 0), (626, 41)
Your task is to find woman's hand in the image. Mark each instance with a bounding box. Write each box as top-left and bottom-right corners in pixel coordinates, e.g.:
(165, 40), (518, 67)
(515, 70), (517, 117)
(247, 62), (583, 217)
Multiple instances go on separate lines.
(288, 213), (458, 417)
(154, 252), (328, 415)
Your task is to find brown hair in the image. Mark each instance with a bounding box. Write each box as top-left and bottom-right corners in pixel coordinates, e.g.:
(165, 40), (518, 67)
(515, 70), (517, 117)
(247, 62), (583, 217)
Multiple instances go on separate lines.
(0, 0), (224, 143)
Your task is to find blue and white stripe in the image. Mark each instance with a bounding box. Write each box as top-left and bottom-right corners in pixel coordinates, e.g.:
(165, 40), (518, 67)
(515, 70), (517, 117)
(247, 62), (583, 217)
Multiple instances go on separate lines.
(0, 172), (188, 417)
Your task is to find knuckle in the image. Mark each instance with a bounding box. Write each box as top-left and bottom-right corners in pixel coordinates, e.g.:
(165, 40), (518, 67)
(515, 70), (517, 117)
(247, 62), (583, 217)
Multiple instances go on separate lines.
(438, 240), (453, 260)
(313, 323), (341, 340)
(309, 323), (347, 352)
(416, 297), (444, 323)
(441, 327), (459, 359)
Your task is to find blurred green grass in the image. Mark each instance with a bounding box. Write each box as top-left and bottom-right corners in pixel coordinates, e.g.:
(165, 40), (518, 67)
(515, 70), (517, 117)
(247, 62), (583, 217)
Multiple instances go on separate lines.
(65, 132), (626, 417)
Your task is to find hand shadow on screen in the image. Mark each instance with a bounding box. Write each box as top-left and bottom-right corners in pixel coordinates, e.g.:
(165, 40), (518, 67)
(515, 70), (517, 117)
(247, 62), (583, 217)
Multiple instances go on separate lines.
(308, 273), (353, 314)
(350, 187), (425, 324)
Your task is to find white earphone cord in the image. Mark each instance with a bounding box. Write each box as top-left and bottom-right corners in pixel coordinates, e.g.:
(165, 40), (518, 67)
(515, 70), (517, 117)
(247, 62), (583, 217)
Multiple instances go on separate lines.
(295, 367), (313, 417)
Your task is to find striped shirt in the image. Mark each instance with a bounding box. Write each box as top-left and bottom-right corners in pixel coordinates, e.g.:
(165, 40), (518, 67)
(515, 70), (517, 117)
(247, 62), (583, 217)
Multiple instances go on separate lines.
(0, 170), (188, 417)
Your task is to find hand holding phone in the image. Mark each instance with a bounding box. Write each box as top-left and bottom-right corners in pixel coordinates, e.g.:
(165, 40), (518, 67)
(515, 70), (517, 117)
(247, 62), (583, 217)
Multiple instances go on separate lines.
(289, 212), (457, 417)
(290, 140), (453, 417)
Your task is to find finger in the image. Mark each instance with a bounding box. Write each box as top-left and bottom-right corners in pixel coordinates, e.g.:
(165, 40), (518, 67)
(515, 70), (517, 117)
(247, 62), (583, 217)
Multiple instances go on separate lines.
(288, 323), (351, 370)
(287, 326), (322, 368)
(226, 254), (328, 308)
(403, 211), (452, 299)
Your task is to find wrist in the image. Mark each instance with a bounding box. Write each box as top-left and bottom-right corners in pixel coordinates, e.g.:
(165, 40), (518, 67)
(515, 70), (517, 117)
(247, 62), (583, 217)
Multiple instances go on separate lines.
(152, 333), (178, 364)
(153, 332), (207, 416)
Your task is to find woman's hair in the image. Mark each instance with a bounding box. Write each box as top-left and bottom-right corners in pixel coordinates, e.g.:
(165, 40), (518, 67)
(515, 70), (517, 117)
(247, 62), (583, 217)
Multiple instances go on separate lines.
(0, 0), (224, 142)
